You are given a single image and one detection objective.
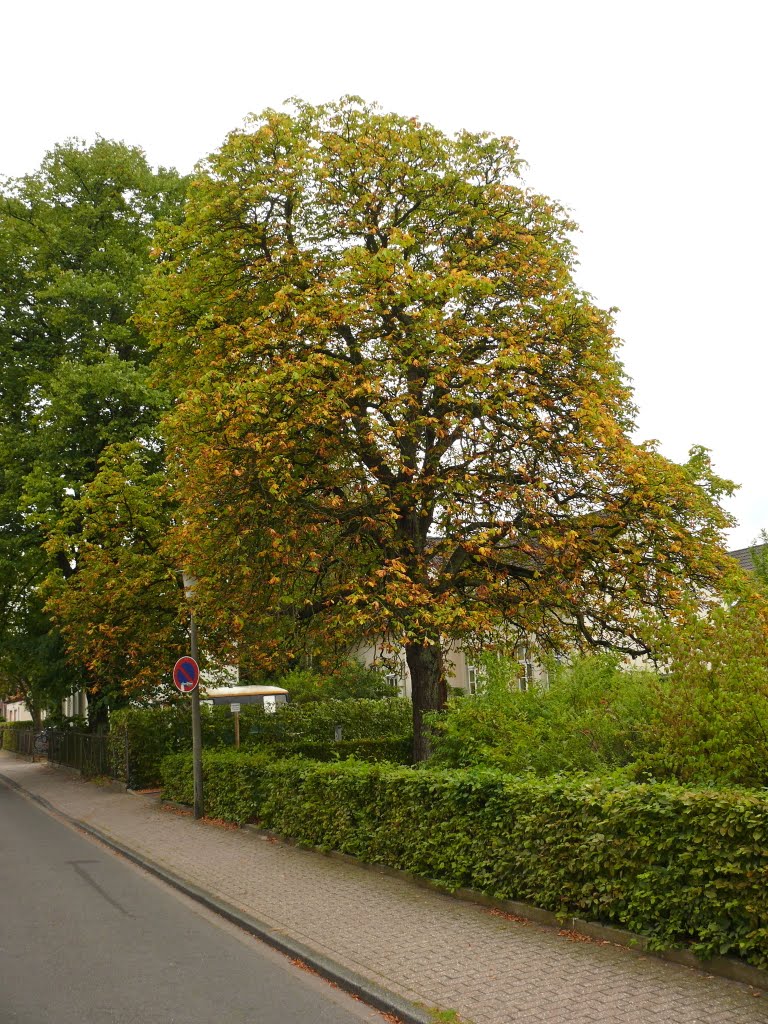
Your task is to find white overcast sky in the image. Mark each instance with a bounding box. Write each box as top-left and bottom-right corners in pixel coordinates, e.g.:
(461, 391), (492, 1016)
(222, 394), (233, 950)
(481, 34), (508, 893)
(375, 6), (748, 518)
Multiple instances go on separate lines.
(2, 0), (765, 549)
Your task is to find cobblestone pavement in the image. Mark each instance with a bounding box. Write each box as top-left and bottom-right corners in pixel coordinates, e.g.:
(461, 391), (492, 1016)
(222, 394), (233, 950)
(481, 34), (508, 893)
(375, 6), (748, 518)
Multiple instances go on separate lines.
(2, 753), (767, 1024)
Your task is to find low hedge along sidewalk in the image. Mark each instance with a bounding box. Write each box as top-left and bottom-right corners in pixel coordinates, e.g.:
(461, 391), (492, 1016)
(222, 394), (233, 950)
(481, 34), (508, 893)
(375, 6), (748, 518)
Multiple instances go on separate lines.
(161, 751), (768, 969)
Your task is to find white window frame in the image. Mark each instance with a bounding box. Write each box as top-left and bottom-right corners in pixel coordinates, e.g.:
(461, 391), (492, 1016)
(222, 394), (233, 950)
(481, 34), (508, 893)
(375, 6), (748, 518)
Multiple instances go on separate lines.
(518, 658), (534, 692)
(385, 670), (402, 692)
(467, 664), (479, 695)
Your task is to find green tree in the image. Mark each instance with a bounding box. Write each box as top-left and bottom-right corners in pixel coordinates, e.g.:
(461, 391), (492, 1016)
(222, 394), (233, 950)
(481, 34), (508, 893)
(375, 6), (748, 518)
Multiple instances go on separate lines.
(0, 139), (187, 726)
(145, 98), (735, 760)
(0, 590), (79, 729)
(44, 441), (188, 706)
(749, 529), (768, 594)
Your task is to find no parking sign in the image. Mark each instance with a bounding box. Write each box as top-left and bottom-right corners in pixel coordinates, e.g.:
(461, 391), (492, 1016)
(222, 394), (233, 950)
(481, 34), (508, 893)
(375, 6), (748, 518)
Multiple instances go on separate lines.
(173, 657), (200, 693)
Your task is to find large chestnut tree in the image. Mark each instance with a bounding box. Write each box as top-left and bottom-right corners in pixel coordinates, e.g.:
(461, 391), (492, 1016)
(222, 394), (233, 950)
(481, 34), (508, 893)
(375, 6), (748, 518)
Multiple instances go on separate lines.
(146, 98), (734, 759)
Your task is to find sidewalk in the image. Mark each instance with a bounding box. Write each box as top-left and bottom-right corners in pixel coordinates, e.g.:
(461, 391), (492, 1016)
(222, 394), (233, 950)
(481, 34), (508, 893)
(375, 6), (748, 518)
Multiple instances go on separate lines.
(2, 752), (767, 1024)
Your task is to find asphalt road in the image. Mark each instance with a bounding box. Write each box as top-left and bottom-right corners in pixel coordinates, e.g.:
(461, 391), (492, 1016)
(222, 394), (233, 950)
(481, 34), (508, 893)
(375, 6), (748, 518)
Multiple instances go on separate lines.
(0, 782), (386, 1024)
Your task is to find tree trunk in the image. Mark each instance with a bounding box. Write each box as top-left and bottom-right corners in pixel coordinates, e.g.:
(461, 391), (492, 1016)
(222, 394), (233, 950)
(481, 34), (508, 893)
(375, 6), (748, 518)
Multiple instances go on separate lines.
(17, 680), (42, 731)
(405, 640), (448, 763)
(87, 690), (110, 734)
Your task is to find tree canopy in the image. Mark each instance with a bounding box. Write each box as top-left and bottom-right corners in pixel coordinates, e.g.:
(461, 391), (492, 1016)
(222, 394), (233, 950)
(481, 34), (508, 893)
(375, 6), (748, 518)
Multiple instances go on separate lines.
(139, 98), (734, 757)
(748, 530), (768, 594)
(0, 139), (187, 724)
(44, 440), (188, 703)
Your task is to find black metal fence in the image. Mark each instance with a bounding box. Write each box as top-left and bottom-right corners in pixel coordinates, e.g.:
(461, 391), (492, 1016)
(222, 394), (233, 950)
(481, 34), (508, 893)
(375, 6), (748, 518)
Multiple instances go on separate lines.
(0, 728), (42, 756)
(46, 730), (112, 779)
(1, 726), (123, 780)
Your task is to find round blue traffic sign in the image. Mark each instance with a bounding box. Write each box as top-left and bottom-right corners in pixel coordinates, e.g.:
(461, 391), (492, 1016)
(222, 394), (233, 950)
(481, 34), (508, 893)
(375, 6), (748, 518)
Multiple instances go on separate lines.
(173, 656), (200, 693)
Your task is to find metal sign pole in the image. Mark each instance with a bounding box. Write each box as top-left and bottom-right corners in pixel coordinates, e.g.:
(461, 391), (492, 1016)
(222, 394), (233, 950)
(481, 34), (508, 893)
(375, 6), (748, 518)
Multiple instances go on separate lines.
(189, 611), (204, 819)
(230, 702), (241, 750)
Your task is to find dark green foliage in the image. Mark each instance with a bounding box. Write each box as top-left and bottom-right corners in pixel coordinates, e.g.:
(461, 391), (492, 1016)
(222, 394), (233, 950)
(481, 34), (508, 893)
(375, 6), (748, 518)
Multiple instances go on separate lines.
(162, 750), (274, 822)
(111, 698), (412, 788)
(0, 595), (81, 728)
(109, 704), (234, 788)
(160, 754), (768, 967)
(111, 704), (239, 788)
(0, 139), (187, 722)
(258, 737), (412, 764)
(427, 654), (657, 776)
(241, 698), (411, 743)
(632, 597), (768, 787)
(274, 662), (397, 703)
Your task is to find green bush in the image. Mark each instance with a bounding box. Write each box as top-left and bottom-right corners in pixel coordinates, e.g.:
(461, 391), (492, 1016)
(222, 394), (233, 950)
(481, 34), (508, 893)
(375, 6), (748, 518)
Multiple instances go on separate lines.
(112, 698), (412, 788)
(260, 736), (412, 764)
(162, 750), (274, 822)
(109, 704), (235, 788)
(241, 698), (411, 744)
(634, 597), (768, 786)
(427, 654), (657, 776)
(161, 753), (768, 968)
(429, 609), (768, 789)
(275, 662), (398, 703)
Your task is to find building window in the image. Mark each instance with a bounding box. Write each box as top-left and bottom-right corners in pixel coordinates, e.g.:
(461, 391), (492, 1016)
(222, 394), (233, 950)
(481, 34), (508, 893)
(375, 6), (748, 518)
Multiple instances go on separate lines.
(467, 664), (479, 695)
(518, 659), (534, 692)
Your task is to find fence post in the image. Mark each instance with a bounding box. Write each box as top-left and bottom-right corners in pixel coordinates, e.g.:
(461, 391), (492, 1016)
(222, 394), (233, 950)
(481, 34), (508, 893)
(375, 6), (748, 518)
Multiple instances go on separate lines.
(124, 725), (131, 789)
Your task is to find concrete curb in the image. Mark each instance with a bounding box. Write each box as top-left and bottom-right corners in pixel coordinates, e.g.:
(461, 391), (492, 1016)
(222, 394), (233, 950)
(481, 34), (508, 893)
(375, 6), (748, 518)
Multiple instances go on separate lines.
(0, 770), (433, 1024)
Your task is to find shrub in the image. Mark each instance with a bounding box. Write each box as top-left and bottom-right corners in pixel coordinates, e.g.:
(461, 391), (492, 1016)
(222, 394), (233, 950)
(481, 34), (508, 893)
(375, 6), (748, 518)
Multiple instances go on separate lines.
(427, 654), (657, 776)
(109, 704), (235, 788)
(275, 662), (398, 703)
(634, 595), (768, 786)
(162, 750), (274, 822)
(160, 753), (768, 967)
(260, 736), (411, 764)
(111, 697), (412, 788)
(241, 698), (411, 745)
(429, 601), (768, 790)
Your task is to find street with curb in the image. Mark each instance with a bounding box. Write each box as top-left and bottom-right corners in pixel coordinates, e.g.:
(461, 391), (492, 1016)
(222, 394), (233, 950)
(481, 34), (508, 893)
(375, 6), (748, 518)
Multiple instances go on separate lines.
(2, 751), (767, 1024)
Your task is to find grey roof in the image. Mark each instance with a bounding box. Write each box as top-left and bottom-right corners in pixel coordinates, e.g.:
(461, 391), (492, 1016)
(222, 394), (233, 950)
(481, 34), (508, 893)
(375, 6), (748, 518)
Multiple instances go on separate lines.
(728, 545), (767, 571)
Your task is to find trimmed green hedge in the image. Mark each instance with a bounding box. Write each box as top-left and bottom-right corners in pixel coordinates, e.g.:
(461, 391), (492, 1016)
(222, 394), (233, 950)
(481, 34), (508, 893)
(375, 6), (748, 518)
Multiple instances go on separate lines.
(112, 699), (412, 788)
(161, 753), (768, 968)
(109, 705), (234, 788)
(241, 699), (411, 744)
(162, 751), (273, 820)
(268, 737), (411, 764)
